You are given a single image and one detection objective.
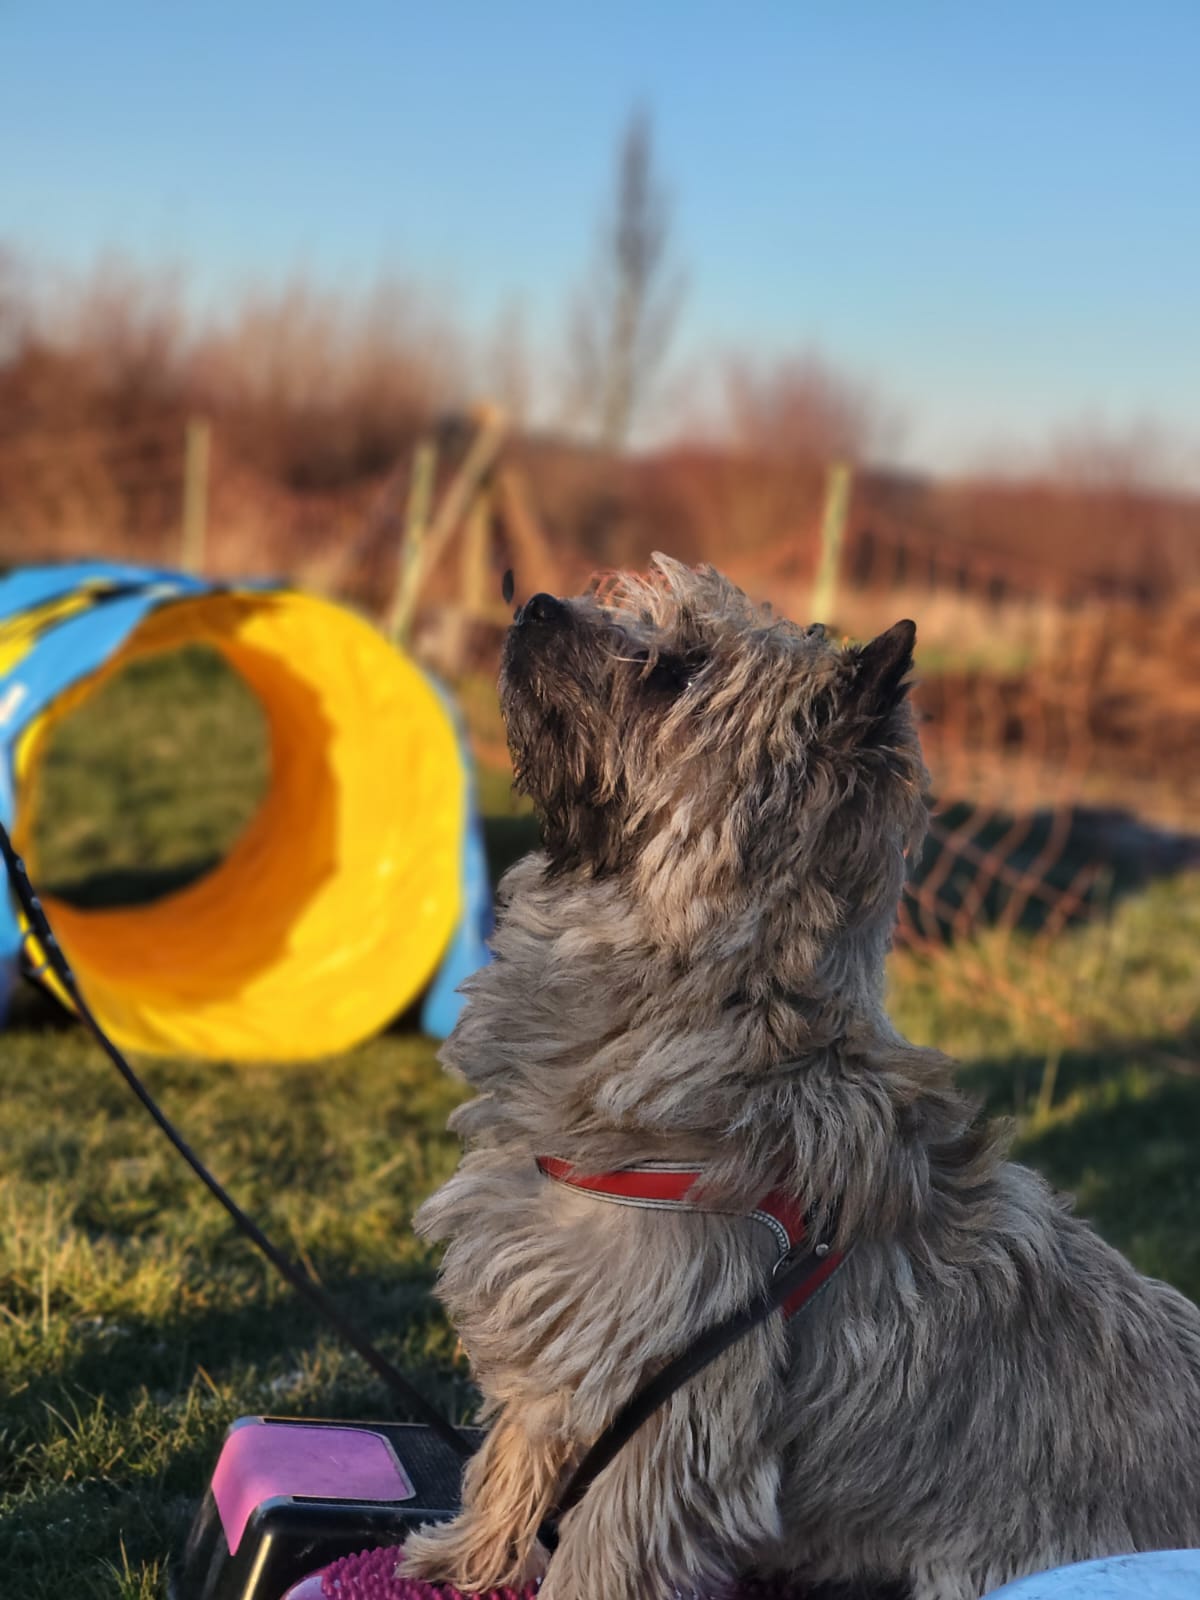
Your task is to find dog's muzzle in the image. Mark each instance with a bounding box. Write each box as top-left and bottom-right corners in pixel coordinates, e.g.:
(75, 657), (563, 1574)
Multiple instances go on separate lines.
(504, 592), (570, 686)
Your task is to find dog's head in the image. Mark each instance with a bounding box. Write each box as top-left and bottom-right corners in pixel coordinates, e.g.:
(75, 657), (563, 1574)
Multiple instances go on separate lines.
(501, 555), (927, 954)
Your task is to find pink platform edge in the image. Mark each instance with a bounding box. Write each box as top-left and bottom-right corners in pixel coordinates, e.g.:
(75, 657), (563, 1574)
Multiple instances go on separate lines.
(211, 1420), (415, 1556)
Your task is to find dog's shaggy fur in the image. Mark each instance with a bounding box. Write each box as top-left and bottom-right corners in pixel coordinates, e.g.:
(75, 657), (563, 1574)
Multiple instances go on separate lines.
(403, 557), (1200, 1600)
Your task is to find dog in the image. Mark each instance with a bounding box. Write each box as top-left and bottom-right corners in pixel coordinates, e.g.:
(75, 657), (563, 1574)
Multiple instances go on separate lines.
(403, 556), (1200, 1600)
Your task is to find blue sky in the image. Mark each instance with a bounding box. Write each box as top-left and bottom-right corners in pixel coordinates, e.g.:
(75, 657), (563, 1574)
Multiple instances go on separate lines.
(3, 1), (1198, 475)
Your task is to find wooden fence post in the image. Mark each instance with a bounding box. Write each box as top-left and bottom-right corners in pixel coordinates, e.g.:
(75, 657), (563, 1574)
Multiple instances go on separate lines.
(387, 438), (438, 644)
(462, 487), (491, 617)
(181, 417), (211, 574)
(388, 405), (507, 644)
(496, 465), (560, 604)
(811, 459), (852, 627)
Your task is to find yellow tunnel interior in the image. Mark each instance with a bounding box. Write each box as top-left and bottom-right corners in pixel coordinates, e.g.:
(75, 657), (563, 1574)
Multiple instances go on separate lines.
(15, 591), (464, 1060)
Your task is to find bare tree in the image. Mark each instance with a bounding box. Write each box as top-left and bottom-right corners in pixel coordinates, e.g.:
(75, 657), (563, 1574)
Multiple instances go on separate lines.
(564, 107), (684, 450)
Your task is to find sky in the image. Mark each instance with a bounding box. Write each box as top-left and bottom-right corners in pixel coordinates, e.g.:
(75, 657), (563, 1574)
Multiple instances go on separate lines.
(3, 0), (1199, 477)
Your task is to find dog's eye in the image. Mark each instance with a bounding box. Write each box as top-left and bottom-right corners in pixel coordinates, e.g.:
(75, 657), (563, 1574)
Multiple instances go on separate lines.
(644, 648), (708, 696)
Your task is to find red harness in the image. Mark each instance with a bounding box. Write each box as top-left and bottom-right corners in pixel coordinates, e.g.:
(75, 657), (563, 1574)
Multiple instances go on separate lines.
(536, 1156), (846, 1318)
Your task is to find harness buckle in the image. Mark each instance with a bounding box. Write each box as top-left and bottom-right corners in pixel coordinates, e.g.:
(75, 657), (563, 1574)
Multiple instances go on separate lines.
(772, 1237), (830, 1278)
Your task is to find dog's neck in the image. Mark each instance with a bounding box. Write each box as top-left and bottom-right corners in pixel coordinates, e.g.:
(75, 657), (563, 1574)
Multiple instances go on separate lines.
(445, 854), (1000, 1246)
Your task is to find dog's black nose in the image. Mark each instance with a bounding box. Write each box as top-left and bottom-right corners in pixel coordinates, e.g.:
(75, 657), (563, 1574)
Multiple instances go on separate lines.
(521, 593), (567, 626)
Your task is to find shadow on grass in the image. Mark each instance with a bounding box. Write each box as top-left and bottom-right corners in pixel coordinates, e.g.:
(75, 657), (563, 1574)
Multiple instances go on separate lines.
(2, 1264), (473, 1489)
(958, 1028), (1200, 1302)
(959, 1025), (1198, 1111)
(46, 856), (223, 910)
(482, 812), (541, 883)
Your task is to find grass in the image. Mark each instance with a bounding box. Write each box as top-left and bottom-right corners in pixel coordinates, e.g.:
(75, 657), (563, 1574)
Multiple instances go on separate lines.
(29, 646), (270, 904)
(0, 1030), (472, 1598)
(891, 874), (1200, 1304)
(0, 648), (1197, 1598)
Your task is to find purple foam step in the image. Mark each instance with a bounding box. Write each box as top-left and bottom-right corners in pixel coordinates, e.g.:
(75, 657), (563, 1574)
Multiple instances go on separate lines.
(298, 1543), (808, 1599)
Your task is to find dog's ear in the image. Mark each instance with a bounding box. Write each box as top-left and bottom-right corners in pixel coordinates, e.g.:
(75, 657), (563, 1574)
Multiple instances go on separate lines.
(850, 619), (916, 719)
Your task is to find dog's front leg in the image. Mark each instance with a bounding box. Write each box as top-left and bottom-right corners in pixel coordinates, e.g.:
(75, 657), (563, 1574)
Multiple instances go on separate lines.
(401, 1403), (567, 1592)
(539, 1387), (783, 1600)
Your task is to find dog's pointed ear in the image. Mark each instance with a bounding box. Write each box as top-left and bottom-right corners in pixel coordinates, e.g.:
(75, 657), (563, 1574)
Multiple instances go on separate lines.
(851, 619), (916, 718)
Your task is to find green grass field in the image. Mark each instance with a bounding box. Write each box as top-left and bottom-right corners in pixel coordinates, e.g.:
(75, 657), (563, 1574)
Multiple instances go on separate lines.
(1, 651), (1197, 1599)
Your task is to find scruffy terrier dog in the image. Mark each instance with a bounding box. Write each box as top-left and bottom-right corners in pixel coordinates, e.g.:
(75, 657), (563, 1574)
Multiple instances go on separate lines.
(404, 557), (1200, 1600)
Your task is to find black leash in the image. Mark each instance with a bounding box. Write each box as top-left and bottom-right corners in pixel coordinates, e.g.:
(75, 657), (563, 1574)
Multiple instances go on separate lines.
(0, 822), (473, 1463)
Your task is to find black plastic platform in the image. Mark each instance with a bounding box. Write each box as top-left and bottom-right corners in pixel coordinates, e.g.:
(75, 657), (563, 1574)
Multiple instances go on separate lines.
(170, 1416), (482, 1600)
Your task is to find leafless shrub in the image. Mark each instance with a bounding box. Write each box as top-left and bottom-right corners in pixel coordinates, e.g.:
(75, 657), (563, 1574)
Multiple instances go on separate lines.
(191, 275), (465, 491)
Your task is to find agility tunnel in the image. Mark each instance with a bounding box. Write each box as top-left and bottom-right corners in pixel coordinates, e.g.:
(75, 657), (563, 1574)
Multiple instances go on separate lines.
(0, 562), (491, 1059)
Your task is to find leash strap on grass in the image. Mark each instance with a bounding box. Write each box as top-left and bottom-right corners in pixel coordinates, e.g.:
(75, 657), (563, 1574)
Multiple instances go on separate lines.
(0, 822), (474, 1464)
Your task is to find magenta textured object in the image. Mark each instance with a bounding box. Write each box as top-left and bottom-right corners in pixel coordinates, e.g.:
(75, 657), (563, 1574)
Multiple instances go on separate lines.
(318, 1545), (536, 1599)
(316, 1544), (806, 1599)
